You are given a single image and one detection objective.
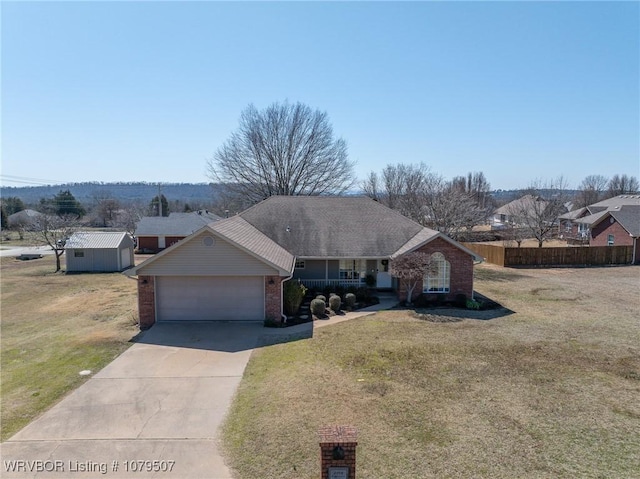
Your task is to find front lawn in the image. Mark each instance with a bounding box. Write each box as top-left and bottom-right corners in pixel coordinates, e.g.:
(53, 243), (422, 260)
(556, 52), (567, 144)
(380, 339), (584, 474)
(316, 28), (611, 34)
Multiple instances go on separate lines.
(222, 264), (640, 478)
(0, 255), (139, 441)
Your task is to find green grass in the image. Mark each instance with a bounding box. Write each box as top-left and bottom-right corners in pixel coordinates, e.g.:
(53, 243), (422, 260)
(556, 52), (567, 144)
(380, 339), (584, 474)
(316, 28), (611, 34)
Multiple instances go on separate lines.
(222, 264), (640, 479)
(0, 256), (139, 440)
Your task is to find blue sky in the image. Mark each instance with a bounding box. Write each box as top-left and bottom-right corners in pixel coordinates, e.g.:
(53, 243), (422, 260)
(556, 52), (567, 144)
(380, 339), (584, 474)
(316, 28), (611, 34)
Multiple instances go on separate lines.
(2, 1), (638, 190)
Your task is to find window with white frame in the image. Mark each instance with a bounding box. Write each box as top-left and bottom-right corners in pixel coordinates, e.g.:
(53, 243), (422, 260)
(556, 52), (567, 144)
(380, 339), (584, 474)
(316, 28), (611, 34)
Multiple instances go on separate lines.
(295, 260), (305, 269)
(423, 252), (450, 293)
(607, 234), (614, 246)
(339, 259), (366, 280)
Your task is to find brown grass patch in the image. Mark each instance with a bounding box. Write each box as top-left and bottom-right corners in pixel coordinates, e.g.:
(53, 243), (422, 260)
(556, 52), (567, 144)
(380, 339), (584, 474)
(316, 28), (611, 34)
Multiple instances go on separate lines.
(0, 255), (139, 440)
(223, 264), (640, 478)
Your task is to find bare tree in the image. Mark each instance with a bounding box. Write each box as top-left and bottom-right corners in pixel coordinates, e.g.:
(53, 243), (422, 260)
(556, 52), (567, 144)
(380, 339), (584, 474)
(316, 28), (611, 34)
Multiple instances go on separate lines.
(606, 174), (639, 198)
(389, 251), (432, 304)
(424, 181), (486, 240)
(113, 202), (145, 236)
(207, 101), (355, 202)
(363, 164), (488, 239)
(576, 174), (609, 207)
(34, 214), (80, 272)
(507, 177), (570, 247)
(91, 190), (120, 227)
(362, 163), (435, 223)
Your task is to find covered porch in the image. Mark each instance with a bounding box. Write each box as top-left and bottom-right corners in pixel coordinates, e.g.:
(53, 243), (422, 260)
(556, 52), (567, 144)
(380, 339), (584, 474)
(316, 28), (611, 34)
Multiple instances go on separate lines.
(292, 258), (394, 290)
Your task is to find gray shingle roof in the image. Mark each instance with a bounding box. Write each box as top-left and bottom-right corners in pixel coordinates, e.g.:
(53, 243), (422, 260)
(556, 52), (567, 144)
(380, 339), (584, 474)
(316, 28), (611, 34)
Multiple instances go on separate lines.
(209, 216), (295, 273)
(240, 196), (432, 258)
(588, 195), (640, 212)
(610, 206), (640, 237)
(66, 232), (132, 249)
(135, 211), (220, 236)
(577, 205), (640, 237)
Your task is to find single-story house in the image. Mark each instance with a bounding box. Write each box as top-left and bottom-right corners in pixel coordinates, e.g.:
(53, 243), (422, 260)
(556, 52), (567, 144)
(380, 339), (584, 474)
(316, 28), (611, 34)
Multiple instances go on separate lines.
(491, 195), (548, 230)
(127, 196), (482, 329)
(65, 232), (135, 272)
(135, 210), (221, 253)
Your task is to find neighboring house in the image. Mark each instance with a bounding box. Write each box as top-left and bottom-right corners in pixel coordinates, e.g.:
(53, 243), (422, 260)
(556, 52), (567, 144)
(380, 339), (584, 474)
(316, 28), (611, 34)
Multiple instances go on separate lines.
(7, 209), (43, 230)
(135, 210), (221, 253)
(127, 196), (481, 328)
(559, 195), (640, 243)
(491, 195), (548, 229)
(65, 232), (135, 272)
(574, 205), (640, 263)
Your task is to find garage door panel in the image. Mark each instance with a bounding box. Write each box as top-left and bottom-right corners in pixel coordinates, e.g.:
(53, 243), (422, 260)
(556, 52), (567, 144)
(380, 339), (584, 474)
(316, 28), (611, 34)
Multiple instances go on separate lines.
(157, 276), (264, 321)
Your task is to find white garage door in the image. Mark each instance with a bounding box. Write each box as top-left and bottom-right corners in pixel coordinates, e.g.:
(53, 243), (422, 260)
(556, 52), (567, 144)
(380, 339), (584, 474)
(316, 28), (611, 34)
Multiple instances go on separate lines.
(156, 276), (264, 321)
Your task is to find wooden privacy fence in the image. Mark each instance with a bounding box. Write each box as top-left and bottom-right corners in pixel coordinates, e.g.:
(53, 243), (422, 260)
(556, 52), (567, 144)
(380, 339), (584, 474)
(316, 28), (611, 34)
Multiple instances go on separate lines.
(463, 243), (635, 267)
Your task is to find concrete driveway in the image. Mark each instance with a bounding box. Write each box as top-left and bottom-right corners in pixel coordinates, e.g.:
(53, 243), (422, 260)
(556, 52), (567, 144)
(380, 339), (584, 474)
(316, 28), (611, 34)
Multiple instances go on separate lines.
(0, 322), (266, 479)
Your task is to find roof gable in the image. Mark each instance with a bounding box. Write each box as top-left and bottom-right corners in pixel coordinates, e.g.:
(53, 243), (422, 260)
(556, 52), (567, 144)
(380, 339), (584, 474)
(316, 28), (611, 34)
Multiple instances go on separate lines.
(129, 216), (294, 276)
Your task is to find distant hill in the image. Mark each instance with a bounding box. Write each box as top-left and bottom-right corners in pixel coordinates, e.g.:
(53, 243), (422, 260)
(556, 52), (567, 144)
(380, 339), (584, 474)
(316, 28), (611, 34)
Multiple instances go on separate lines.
(0, 182), (221, 207)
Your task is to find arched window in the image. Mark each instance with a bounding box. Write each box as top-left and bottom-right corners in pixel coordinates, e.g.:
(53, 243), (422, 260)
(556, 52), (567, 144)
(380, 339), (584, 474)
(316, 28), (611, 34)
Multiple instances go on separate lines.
(423, 252), (450, 293)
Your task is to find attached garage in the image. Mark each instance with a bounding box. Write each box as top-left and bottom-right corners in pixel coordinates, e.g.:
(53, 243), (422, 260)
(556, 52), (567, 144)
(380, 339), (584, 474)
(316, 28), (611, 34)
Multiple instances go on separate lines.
(156, 276), (264, 321)
(127, 218), (295, 329)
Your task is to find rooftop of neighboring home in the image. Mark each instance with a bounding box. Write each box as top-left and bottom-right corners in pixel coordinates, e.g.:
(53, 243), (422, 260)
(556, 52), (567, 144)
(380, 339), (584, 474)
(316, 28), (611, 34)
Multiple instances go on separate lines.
(136, 210), (221, 236)
(66, 231), (133, 249)
(576, 204), (640, 237)
(493, 194), (547, 216)
(560, 195), (640, 222)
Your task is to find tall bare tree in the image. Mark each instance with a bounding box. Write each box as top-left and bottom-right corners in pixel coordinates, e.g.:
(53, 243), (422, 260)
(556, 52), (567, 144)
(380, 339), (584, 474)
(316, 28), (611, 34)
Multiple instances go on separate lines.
(363, 163), (488, 239)
(207, 101), (355, 202)
(576, 174), (609, 208)
(506, 177), (569, 247)
(606, 174), (639, 198)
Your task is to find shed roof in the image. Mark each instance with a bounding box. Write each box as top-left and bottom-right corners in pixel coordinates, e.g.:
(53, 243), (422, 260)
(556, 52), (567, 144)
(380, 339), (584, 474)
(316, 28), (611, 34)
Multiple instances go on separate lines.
(66, 232), (132, 249)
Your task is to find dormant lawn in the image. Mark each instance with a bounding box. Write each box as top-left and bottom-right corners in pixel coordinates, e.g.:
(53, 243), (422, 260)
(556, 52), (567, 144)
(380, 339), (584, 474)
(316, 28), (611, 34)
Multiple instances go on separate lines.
(0, 255), (139, 441)
(223, 264), (640, 479)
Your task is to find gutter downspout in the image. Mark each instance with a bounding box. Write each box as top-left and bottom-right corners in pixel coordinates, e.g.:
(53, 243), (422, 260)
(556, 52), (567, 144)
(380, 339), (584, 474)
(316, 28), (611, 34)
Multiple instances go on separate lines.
(633, 237), (637, 265)
(280, 269), (294, 324)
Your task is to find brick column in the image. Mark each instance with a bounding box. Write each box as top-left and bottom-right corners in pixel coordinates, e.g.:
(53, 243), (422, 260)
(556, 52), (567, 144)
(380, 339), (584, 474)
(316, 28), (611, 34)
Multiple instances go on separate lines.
(264, 276), (283, 322)
(319, 425), (358, 479)
(137, 275), (156, 330)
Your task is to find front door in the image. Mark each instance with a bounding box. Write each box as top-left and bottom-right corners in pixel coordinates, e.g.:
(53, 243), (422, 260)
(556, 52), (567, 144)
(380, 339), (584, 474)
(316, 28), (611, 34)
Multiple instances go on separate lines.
(376, 259), (392, 288)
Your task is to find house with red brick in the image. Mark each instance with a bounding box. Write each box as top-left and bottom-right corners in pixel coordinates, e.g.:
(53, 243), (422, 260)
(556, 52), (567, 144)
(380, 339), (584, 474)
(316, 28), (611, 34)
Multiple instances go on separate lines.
(127, 196), (481, 329)
(135, 210), (220, 253)
(559, 195), (640, 243)
(575, 204), (640, 263)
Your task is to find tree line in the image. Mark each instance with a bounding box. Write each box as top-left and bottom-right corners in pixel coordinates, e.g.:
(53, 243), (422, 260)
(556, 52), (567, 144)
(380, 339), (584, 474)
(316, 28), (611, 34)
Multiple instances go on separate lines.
(2, 100), (638, 258)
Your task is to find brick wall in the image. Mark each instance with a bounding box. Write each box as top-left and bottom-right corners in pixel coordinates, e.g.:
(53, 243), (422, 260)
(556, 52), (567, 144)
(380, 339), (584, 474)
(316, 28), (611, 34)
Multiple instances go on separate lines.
(590, 219), (634, 247)
(318, 426), (358, 479)
(137, 237), (159, 252)
(396, 237), (474, 302)
(137, 275), (156, 329)
(264, 276), (283, 321)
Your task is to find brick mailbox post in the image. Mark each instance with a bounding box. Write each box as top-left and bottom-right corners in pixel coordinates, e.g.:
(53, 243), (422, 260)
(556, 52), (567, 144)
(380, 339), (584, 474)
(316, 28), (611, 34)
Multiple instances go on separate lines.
(318, 425), (358, 479)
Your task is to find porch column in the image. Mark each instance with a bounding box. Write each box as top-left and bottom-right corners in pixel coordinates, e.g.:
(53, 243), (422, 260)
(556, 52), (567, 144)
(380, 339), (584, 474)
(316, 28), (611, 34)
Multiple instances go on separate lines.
(325, 260), (329, 281)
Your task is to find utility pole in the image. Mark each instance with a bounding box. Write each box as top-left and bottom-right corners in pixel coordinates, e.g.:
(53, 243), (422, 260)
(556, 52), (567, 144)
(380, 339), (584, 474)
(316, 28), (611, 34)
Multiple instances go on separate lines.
(158, 183), (163, 217)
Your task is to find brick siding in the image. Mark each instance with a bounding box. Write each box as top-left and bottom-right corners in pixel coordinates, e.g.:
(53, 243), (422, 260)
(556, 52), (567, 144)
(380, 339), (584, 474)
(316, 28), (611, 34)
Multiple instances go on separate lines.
(264, 276), (283, 321)
(396, 237), (474, 302)
(137, 275), (156, 329)
(590, 219), (634, 247)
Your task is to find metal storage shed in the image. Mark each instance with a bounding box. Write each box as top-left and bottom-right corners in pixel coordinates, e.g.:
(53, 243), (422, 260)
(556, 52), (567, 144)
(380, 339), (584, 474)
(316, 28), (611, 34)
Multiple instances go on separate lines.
(65, 232), (135, 272)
